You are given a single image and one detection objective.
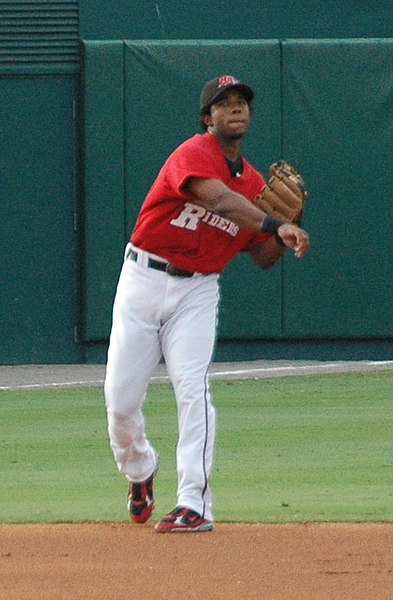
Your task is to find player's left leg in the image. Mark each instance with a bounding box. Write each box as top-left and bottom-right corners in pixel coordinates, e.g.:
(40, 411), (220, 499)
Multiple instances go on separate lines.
(160, 273), (220, 524)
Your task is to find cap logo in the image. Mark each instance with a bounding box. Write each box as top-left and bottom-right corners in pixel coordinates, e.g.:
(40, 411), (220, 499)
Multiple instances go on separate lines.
(218, 75), (238, 88)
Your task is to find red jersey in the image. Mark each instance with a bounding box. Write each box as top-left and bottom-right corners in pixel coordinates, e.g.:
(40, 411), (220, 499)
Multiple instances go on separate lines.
(131, 132), (270, 274)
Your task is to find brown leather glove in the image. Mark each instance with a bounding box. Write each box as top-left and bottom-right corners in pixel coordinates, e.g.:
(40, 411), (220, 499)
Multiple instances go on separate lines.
(254, 161), (308, 225)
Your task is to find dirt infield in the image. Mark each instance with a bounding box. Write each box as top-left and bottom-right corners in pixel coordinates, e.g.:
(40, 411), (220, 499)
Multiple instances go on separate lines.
(1, 522), (393, 599)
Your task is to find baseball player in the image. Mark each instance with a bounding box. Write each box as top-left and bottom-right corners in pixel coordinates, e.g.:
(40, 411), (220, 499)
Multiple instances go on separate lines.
(104, 74), (310, 533)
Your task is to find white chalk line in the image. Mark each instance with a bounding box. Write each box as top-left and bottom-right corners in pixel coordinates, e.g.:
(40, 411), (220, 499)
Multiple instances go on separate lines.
(1, 361), (392, 391)
(0, 380), (105, 391)
(209, 360), (393, 378)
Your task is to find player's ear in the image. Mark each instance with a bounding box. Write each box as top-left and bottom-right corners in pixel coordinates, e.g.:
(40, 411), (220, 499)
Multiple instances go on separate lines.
(202, 113), (213, 128)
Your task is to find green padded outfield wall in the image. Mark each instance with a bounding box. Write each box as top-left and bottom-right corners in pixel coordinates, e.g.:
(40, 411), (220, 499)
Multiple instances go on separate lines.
(281, 39), (393, 338)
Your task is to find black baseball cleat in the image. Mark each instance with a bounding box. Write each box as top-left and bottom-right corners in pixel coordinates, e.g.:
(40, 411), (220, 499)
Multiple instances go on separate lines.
(154, 506), (213, 533)
(127, 452), (160, 524)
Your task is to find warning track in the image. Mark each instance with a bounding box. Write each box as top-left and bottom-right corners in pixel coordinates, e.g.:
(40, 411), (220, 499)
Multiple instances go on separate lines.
(1, 360), (393, 391)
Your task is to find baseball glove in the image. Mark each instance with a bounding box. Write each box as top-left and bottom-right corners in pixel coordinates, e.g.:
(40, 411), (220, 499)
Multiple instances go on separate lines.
(254, 161), (307, 225)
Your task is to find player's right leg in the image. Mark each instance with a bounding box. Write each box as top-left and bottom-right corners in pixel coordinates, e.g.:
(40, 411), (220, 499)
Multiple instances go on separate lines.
(104, 247), (162, 497)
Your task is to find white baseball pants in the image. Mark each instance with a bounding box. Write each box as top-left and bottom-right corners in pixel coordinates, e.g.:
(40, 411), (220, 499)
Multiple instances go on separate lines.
(104, 244), (220, 522)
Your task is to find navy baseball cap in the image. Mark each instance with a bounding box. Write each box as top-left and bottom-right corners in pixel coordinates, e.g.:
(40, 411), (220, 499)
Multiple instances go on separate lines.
(200, 75), (254, 114)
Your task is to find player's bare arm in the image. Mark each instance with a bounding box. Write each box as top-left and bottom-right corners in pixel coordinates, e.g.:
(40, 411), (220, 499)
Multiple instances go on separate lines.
(250, 237), (286, 269)
(186, 177), (310, 259)
(186, 176), (269, 231)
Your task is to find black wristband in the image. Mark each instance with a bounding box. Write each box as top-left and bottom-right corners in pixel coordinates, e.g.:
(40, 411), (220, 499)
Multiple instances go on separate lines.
(274, 232), (286, 247)
(261, 215), (285, 233)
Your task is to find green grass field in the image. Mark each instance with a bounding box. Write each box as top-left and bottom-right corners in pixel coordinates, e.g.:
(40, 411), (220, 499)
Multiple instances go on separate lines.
(1, 371), (392, 524)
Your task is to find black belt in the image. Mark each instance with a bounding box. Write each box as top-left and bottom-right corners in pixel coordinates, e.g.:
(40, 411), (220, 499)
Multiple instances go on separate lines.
(129, 249), (195, 278)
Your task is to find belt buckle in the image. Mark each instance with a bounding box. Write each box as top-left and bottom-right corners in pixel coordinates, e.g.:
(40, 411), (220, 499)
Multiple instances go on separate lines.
(166, 264), (178, 276)
(166, 264), (193, 278)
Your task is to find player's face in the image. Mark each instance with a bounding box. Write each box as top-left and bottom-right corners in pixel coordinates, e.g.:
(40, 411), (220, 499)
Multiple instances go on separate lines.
(205, 90), (250, 140)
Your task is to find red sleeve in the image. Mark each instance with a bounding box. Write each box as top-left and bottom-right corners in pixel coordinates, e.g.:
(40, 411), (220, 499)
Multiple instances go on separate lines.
(165, 135), (229, 194)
